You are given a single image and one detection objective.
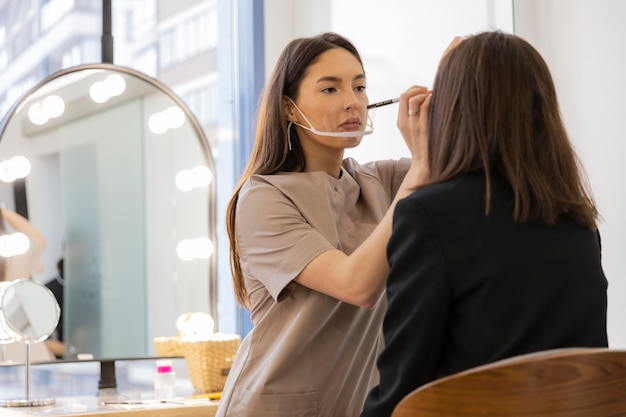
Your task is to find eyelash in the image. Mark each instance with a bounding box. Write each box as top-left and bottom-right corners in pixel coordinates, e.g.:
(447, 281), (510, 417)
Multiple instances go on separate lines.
(321, 85), (367, 94)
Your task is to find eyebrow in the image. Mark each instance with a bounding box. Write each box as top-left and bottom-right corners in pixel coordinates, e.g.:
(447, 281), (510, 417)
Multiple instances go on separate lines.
(316, 74), (366, 83)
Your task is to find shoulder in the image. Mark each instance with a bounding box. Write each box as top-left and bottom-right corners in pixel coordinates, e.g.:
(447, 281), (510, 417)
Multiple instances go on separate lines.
(342, 157), (410, 179)
(238, 172), (337, 223)
(236, 174), (295, 218)
(395, 174), (510, 229)
(240, 174), (281, 198)
(407, 174), (487, 204)
(343, 158), (411, 197)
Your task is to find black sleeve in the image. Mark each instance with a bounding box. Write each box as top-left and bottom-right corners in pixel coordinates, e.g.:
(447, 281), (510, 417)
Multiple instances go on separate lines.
(361, 195), (450, 417)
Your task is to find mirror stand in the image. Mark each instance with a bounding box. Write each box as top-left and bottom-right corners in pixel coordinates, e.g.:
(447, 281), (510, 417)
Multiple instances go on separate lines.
(97, 359), (119, 398)
(0, 343), (55, 407)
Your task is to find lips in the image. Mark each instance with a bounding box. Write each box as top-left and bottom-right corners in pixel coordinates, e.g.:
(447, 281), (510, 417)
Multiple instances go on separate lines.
(341, 118), (362, 130)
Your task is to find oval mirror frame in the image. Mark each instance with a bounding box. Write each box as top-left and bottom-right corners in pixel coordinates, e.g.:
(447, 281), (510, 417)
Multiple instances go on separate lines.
(0, 63), (218, 360)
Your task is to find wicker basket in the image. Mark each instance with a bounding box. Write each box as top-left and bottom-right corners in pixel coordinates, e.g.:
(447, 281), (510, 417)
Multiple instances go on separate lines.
(153, 336), (183, 356)
(180, 334), (241, 393)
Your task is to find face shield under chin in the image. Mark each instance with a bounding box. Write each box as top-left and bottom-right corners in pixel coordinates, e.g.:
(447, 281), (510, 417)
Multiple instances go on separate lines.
(287, 97), (374, 138)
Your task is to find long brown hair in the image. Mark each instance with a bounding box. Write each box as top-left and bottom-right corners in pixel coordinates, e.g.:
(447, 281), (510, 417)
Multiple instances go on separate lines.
(226, 33), (364, 307)
(427, 31), (597, 228)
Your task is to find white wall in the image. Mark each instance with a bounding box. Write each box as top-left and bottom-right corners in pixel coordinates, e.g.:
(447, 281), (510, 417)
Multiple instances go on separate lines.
(514, 0), (626, 348)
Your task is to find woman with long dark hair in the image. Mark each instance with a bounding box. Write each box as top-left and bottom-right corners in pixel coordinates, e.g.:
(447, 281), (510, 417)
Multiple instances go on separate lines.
(218, 32), (436, 416)
(361, 31), (608, 417)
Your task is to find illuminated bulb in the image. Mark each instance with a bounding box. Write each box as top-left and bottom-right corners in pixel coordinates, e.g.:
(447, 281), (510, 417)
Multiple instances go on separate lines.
(0, 156), (32, 183)
(27, 95), (65, 124)
(148, 112), (168, 134)
(192, 166), (212, 187)
(194, 237), (213, 259)
(10, 156), (31, 179)
(148, 106), (185, 134)
(0, 233), (30, 257)
(42, 95), (65, 118)
(175, 170), (194, 191)
(176, 237), (214, 261)
(105, 74), (126, 96)
(90, 81), (108, 103)
(28, 102), (48, 125)
(10, 232), (30, 256)
(175, 165), (212, 191)
(176, 312), (215, 339)
(163, 106), (185, 128)
(90, 75), (126, 103)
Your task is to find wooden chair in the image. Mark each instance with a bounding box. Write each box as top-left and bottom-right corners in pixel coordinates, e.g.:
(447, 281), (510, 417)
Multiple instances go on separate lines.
(391, 348), (626, 417)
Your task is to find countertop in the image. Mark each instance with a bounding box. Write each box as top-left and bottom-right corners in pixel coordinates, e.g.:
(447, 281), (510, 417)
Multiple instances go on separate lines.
(0, 357), (219, 416)
(0, 396), (218, 416)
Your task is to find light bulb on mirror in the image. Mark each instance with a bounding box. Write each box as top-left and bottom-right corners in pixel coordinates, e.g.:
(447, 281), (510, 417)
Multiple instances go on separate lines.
(176, 312), (215, 340)
(104, 73), (126, 96)
(175, 165), (213, 191)
(176, 237), (213, 261)
(0, 156), (31, 183)
(148, 112), (168, 134)
(9, 156), (31, 179)
(89, 81), (108, 103)
(148, 106), (185, 134)
(163, 106), (185, 129)
(42, 95), (65, 118)
(27, 102), (48, 125)
(89, 74), (127, 104)
(0, 232), (30, 258)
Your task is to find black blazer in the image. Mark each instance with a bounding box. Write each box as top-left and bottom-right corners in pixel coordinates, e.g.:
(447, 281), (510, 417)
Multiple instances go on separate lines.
(361, 173), (608, 417)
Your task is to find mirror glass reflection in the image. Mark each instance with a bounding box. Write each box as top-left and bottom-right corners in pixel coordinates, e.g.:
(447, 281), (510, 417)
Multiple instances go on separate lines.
(0, 64), (217, 361)
(0, 279), (60, 343)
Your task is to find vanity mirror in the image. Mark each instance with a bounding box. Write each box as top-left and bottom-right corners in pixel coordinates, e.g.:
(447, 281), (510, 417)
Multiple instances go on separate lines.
(0, 63), (217, 361)
(0, 279), (60, 406)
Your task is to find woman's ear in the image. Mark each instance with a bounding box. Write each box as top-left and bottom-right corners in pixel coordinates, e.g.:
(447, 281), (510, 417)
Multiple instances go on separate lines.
(282, 96), (298, 122)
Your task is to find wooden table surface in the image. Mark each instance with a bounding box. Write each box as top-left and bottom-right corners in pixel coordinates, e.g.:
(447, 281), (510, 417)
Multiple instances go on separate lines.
(0, 396), (218, 417)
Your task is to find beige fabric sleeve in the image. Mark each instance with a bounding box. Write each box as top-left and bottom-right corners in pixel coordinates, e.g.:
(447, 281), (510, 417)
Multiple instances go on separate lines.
(236, 178), (334, 301)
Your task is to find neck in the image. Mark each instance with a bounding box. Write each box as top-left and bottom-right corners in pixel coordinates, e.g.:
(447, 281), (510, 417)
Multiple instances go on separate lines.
(303, 150), (344, 178)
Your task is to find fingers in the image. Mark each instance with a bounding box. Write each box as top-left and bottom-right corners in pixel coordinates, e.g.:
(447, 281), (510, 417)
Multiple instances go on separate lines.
(419, 94), (432, 124)
(398, 85), (430, 126)
(398, 85), (429, 119)
(414, 93), (431, 163)
(397, 85), (432, 165)
(407, 93), (430, 117)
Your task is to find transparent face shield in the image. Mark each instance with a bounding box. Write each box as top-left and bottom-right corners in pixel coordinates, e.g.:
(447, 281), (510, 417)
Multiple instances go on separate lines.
(287, 97), (374, 138)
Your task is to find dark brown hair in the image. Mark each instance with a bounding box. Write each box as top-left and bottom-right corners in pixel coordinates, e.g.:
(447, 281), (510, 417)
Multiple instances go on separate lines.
(427, 31), (597, 228)
(226, 32), (364, 307)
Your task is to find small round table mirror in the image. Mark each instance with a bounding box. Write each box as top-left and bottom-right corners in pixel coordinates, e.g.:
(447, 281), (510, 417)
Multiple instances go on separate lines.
(0, 283), (15, 352)
(0, 279), (60, 407)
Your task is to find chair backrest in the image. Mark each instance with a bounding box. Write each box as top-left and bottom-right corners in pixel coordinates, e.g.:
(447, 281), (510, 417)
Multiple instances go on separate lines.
(391, 348), (626, 417)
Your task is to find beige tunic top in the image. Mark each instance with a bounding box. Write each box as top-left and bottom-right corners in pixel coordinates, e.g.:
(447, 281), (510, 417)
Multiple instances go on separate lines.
(217, 157), (410, 417)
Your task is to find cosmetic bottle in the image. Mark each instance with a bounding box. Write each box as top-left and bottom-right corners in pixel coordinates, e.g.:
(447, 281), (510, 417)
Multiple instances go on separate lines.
(154, 359), (176, 400)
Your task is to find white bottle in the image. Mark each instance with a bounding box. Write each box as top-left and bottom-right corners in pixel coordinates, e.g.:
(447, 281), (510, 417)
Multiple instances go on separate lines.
(154, 359), (176, 400)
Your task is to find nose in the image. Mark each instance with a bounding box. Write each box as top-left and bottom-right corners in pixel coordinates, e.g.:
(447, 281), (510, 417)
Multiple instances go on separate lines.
(344, 91), (361, 111)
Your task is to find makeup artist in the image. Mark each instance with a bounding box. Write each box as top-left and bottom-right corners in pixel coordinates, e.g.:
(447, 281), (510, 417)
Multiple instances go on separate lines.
(216, 32), (456, 416)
